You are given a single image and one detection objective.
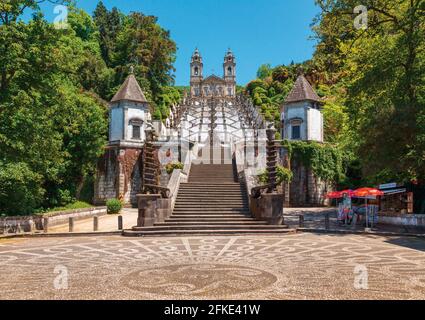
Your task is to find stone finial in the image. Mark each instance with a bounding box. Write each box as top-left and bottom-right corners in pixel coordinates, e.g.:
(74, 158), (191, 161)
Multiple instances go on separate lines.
(266, 123), (276, 143)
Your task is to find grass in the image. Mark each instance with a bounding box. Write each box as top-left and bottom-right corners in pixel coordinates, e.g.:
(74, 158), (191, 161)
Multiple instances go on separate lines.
(35, 201), (94, 216)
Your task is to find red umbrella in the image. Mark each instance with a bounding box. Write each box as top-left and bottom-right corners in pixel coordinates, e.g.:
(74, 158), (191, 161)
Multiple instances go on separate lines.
(352, 187), (384, 198)
(352, 187), (383, 229)
(326, 191), (342, 199)
(340, 189), (354, 197)
(326, 189), (354, 199)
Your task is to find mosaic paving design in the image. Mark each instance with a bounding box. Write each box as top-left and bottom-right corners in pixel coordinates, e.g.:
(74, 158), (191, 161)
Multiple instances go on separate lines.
(1, 233), (425, 300)
(121, 264), (277, 297)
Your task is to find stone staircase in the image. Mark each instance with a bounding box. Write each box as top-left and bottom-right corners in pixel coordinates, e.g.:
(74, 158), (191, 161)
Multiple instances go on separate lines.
(124, 163), (291, 236)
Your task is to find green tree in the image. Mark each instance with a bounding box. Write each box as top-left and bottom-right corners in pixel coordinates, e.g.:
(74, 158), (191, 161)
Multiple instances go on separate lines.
(113, 12), (176, 98)
(0, 3), (108, 214)
(257, 64), (273, 80)
(93, 1), (121, 67)
(313, 0), (425, 182)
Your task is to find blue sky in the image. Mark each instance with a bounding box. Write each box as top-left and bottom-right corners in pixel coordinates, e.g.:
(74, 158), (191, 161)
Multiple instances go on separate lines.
(34, 0), (320, 85)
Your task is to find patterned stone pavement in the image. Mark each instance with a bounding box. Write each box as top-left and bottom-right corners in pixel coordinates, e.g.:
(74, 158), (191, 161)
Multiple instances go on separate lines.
(1, 233), (425, 300)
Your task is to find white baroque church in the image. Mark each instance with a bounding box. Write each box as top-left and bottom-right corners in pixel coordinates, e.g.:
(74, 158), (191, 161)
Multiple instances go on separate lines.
(190, 48), (236, 98)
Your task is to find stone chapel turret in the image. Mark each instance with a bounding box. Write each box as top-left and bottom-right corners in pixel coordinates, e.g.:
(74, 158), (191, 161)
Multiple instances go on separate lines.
(281, 75), (323, 142)
(109, 70), (151, 146)
(94, 69), (150, 206)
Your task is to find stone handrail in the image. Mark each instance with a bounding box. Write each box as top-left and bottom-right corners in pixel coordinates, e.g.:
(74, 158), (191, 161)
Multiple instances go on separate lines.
(183, 142), (198, 178)
(166, 169), (184, 210)
(166, 144), (195, 210)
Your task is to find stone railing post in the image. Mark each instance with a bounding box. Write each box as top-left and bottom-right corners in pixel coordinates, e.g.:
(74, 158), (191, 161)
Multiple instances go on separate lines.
(299, 215), (304, 228)
(43, 217), (49, 233)
(69, 217), (74, 233)
(93, 216), (99, 232)
(118, 216), (123, 230)
(325, 213), (330, 230)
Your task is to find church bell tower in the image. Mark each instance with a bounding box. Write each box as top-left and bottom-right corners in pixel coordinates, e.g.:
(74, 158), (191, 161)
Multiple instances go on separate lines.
(223, 48), (236, 97)
(190, 48), (203, 97)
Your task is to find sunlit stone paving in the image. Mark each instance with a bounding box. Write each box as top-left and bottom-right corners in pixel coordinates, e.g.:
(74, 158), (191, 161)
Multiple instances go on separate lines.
(1, 233), (425, 300)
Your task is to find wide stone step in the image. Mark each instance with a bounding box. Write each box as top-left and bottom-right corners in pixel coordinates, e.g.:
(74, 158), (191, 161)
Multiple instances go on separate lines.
(179, 188), (243, 192)
(175, 202), (248, 206)
(179, 188), (242, 192)
(174, 205), (248, 210)
(181, 183), (240, 186)
(175, 201), (247, 204)
(189, 179), (235, 181)
(190, 170), (234, 173)
(174, 208), (248, 212)
(132, 224), (288, 231)
(176, 196), (246, 199)
(169, 214), (252, 219)
(179, 188), (242, 191)
(123, 228), (294, 237)
(191, 166), (233, 169)
(190, 172), (234, 174)
(189, 180), (236, 183)
(166, 218), (259, 223)
(189, 174), (234, 176)
(177, 192), (243, 196)
(175, 199), (247, 202)
(190, 177), (234, 179)
(156, 221), (268, 226)
(176, 198), (246, 200)
(173, 212), (250, 215)
(189, 178), (235, 180)
(173, 207), (248, 211)
(189, 180), (235, 182)
(177, 196), (243, 199)
(181, 182), (239, 185)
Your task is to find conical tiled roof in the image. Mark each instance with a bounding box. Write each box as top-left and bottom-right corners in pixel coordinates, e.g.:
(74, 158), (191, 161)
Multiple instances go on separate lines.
(284, 75), (321, 104)
(111, 74), (147, 103)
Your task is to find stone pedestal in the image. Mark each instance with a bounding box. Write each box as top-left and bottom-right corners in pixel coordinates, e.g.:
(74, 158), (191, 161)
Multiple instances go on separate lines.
(156, 199), (172, 223)
(250, 193), (284, 225)
(136, 194), (161, 227)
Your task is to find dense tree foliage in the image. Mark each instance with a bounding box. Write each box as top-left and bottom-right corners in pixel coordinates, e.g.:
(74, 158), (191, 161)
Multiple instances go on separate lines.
(246, 0), (424, 187)
(314, 0), (424, 184)
(93, 2), (177, 101)
(0, 1), (179, 215)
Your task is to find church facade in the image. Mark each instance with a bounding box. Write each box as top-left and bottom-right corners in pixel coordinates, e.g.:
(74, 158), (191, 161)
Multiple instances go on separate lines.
(190, 48), (236, 98)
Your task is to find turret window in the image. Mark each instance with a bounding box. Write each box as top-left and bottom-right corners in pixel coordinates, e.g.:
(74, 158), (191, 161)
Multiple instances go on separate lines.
(227, 66), (232, 75)
(194, 67), (199, 76)
(289, 118), (303, 140)
(129, 118), (144, 140)
(132, 125), (141, 140)
(291, 125), (301, 140)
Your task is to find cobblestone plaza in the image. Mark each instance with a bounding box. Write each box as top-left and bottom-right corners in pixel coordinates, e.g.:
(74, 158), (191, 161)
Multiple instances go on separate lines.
(1, 233), (425, 300)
